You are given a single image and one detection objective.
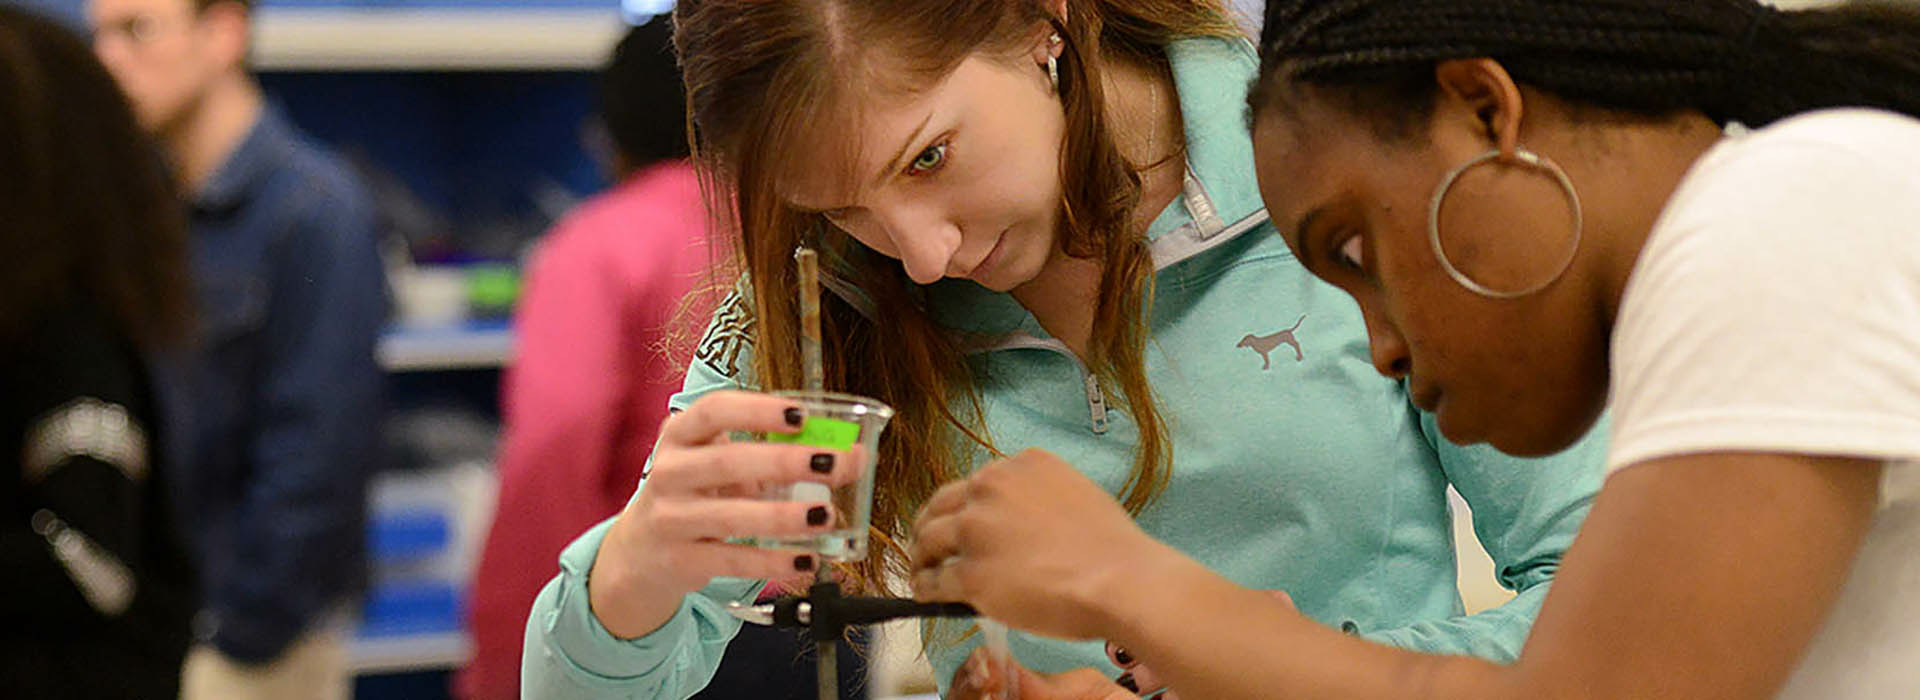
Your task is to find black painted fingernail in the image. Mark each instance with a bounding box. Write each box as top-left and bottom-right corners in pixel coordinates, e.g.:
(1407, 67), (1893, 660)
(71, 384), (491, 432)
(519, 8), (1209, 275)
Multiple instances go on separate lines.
(793, 555), (814, 571)
(1116, 672), (1138, 693)
(784, 407), (804, 427)
(807, 506), (829, 526)
(1113, 646), (1134, 666)
(810, 453), (834, 473)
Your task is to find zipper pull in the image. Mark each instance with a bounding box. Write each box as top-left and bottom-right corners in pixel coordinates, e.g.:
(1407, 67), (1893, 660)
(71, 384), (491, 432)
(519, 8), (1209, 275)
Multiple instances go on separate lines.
(1084, 373), (1109, 435)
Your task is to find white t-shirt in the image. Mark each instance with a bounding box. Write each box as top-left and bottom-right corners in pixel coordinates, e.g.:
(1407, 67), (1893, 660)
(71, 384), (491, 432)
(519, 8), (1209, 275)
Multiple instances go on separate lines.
(1609, 108), (1920, 698)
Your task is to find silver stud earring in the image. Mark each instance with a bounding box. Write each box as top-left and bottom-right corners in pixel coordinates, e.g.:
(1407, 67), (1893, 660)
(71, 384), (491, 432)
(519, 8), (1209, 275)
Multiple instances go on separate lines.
(1046, 33), (1062, 91)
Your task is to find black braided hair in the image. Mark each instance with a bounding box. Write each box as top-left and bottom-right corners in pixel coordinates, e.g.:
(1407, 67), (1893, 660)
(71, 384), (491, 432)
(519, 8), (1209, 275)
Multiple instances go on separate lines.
(1251, 0), (1920, 139)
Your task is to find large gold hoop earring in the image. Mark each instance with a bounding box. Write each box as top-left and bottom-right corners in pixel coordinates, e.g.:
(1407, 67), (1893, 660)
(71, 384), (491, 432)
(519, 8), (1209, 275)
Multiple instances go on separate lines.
(1426, 148), (1583, 299)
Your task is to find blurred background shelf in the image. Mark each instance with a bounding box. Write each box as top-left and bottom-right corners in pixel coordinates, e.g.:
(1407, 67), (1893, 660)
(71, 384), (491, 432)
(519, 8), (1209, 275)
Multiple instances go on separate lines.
(250, 0), (689, 72)
(350, 631), (472, 675)
(378, 322), (514, 372)
(253, 6), (626, 71)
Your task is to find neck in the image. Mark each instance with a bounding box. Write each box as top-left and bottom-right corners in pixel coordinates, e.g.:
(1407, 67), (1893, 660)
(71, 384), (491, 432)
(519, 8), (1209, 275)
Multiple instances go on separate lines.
(1104, 54), (1188, 231)
(1101, 55), (1184, 175)
(1011, 250), (1106, 360)
(1587, 113), (1727, 324)
(1010, 54), (1186, 358)
(163, 72), (264, 196)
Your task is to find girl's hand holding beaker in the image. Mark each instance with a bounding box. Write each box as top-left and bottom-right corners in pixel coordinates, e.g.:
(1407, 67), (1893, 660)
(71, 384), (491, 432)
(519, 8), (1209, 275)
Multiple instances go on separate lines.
(588, 390), (865, 639)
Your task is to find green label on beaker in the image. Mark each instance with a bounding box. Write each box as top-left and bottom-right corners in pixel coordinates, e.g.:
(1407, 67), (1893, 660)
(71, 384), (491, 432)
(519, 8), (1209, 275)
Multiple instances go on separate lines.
(765, 416), (859, 450)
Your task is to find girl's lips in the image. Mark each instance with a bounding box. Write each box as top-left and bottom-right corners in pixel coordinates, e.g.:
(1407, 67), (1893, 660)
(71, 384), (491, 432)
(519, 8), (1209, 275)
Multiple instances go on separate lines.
(960, 229), (1011, 282)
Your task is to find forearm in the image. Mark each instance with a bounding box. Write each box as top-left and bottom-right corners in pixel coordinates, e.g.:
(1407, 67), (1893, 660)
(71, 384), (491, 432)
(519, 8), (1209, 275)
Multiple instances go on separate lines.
(586, 519), (691, 641)
(1361, 578), (1548, 662)
(215, 402), (376, 657)
(233, 409), (375, 601)
(1108, 454), (1878, 700)
(1108, 542), (1513, 700)
(219, 269), (384, 657)
(210, 493), (364, 660)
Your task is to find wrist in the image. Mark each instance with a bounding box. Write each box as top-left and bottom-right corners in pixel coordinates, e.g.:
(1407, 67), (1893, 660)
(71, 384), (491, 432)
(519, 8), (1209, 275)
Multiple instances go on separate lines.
(1085, 536), (1205, 643)
(586, 522), (682, 640)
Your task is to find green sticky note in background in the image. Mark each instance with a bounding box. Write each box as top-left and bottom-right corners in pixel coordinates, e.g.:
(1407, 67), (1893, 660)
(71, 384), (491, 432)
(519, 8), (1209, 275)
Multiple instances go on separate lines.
(765, 416), (860, 450)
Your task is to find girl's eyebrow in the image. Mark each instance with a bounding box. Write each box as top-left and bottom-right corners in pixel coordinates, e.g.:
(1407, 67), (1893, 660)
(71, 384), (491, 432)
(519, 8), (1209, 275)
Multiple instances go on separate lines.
(874, 111), (936, 187)
(792, 110), (939, 214)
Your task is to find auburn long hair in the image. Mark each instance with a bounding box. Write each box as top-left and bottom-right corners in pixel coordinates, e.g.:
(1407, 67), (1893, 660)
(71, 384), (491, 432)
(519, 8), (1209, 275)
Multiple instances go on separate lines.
(673, 0), (1242, 593)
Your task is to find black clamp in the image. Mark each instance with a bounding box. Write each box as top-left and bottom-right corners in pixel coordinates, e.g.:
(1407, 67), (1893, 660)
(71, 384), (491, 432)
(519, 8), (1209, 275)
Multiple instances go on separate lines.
(754, 581), (979, 642)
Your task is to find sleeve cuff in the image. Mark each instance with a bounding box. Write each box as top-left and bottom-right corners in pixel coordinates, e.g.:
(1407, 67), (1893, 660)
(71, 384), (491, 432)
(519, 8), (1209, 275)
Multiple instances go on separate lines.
(543, 569), (699, 681)
(1357, 587), (1545, 663)
(534, 519), (691, 681)
(534, 518), (762, 683)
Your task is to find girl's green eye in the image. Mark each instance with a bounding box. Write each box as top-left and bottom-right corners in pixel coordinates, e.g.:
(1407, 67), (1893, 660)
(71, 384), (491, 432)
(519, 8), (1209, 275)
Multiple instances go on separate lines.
(908, 143), (947, 175)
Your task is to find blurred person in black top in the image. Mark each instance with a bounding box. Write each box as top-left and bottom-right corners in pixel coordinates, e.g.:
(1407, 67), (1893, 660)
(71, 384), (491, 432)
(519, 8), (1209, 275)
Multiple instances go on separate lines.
(0, 5), (197, 698)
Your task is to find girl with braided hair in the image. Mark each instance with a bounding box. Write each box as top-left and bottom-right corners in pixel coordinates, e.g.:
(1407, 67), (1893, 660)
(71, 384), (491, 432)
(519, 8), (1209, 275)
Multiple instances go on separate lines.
(910, 0), (1920, 698)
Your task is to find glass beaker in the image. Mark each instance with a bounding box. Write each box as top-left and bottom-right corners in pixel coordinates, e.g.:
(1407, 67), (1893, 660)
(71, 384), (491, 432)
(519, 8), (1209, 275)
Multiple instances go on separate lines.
(751, 390), (892, 562)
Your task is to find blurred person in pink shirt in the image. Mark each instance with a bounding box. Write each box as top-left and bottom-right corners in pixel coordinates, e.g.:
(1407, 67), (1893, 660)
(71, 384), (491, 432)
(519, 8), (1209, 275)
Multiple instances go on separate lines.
(457, 16), (725, 698)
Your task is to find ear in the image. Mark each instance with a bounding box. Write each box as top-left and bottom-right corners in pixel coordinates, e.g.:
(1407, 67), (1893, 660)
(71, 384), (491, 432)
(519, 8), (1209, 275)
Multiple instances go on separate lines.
(1432, 58), (1525, 158)
(1039, 0), (1068, 60)
(198, 0), (252, 74)
(1027, 19), (1064, 70)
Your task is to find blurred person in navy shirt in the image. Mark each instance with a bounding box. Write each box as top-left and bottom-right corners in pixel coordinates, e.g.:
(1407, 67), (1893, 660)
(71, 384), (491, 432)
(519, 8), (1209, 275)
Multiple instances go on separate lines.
(88, 0), (389, 697)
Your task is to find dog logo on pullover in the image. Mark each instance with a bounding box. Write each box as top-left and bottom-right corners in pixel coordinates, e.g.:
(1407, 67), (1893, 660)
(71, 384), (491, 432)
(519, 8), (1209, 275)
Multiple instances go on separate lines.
(1236, 315), (1307, 370)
